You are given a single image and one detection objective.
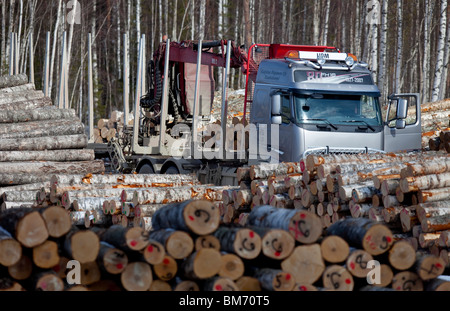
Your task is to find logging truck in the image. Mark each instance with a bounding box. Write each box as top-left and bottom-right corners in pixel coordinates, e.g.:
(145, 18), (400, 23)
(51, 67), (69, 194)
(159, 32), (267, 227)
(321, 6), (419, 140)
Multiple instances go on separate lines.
(92, 39), (421, 185)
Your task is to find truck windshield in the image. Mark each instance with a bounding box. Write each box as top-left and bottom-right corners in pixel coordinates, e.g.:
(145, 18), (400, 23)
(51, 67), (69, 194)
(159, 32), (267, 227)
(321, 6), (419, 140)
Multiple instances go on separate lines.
(294, 93), (383, 127)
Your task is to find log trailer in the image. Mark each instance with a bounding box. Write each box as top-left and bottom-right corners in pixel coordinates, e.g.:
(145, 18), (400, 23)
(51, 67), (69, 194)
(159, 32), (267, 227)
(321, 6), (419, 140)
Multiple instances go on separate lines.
(91, 39), (422, 185)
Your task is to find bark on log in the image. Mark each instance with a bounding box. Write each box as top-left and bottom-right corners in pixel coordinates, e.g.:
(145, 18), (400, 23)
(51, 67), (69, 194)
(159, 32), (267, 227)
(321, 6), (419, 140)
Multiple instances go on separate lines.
(0, 74), (28, 88)
(402, 159), (450, 178)
(97, 241), (128, 274)
(0, 107), (76, 123)
(0, 97), (53, 111)
(400, 207), (419, 232)
(400, 172), (450, 193)
(322, 265), (354, 291)
(421, 213), (450, 232)
(352, 185), (379, 203)
(382, 206), (403, 223)
(0, 173), (52, 186)
(426, 276), (450, 291)
(149, 228), (194, 259)
(418, 232), (441, 248)
(417, 187), (450, 203)
(416, 201), (450, 223)
(133, 184), (226, 205)
(0, 90), (45, 104)
(247, 205), (323, 244)
(0, 83), (35, 93)
(281, 244), (325, 285)
(0, 149), (94, 163)
(0, 160), (105, 176)
(181, 248), (222, 279)
(0, 207), (48, 248)
(64, 226), (100, 264)
(250, 162), (301, 180)
(320, 235), (350, 264)
(102, 225), (149, 252)
(218, 253), (245, 281)
(236, 167), (251, 182)
(284, 174), (304, 188)
(326, 218), (394, 255)
(0, 134), (87, 151)
(213, 226), (261, 260)
(381, 179), (400, 196)
(120, 262), (153, 291)
(151, 200), (220, 235)
(254, 268), (295, 291)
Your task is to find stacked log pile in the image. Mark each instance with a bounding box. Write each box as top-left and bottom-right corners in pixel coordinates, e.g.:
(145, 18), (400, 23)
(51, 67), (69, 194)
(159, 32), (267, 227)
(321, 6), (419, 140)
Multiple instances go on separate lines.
(421, 99), (450, 150)
(0, 74), (105, 188)
(93, 110), (134, 144)
(1, 200), (449, 291)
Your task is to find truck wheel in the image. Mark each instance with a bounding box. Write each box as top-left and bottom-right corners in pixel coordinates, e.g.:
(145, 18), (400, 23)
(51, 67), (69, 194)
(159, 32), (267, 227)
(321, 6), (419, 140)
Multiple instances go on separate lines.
(138, 163), (154, 174)
(164, 166), (179, 174)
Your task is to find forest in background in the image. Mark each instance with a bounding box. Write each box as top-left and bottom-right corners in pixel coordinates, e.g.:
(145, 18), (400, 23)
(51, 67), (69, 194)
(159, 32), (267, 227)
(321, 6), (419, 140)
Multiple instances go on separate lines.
(0, 0), (449, 125)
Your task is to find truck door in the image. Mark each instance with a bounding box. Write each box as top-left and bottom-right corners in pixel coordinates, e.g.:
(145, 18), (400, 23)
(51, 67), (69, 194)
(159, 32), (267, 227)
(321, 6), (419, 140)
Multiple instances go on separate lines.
(278, 93), (293, 162)
(384, 93), (422, 152)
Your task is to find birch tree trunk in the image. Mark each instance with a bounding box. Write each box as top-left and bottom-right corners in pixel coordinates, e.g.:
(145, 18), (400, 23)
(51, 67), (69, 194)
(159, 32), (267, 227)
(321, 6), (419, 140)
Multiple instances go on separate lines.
(313, 1), (320, 46)
(439, 16), (450, 100)
(190, 0), (194, 39)
(370, 1), (379, 84)
(395, 0), (403, 94)
(431, 0), (448, 102)
(1, 0), (6, 74)
(378, 0), (388, 103)
(198, 0), (205, 40)
(422, 0), (435, 104)
(49, 0), (62, 97)
(322, 0), (330, 46)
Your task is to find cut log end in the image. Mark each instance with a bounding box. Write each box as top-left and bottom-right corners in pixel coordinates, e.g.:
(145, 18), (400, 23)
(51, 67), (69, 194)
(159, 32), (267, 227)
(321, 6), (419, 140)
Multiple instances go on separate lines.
(260, 229), (295, 260)
(320, 235), (350, 264)
(16, 211), (49, 248)
(120, 262), (153, 291)
(233, 228), (262, 260)
(183, 200), (221, 235)
(388, 240), (416, 271)
(362, 223), (394, 256)
(287, 210), (323, 244)
(143, 240), (166, 265)
(322, 265), (354, 291)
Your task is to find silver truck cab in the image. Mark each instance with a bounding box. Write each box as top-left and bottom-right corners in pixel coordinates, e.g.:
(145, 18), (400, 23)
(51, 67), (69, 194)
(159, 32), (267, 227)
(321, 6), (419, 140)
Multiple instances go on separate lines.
(249, 51), (422, 162)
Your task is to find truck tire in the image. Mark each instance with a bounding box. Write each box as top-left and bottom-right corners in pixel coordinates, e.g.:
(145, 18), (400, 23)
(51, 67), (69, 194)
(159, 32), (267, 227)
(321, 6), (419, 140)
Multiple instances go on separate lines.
(164, 166), (179, 174)
(138, 163), (155, 174)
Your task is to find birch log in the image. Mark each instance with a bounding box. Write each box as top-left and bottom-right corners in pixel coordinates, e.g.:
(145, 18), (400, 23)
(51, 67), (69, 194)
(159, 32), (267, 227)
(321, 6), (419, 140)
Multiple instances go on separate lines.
(0, 149), (94, 162)
(151, 200), (220, 235)
(246, 205), (323, 244)
(400, 172), (450, 193)
(326, 218), (394, 255)
(0, 108), (76, 123)
(0, 160), (105, 175)
(417, 187), (450, 203)
(0, 134), (87, 151)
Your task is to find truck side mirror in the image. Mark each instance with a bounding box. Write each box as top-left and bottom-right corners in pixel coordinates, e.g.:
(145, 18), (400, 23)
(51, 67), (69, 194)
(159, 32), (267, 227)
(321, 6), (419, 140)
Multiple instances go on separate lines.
(272, 116), (282, 124)
(395, 119), (406, 129)
(396, 98), (408, 119)
(271, 94), (281, 115)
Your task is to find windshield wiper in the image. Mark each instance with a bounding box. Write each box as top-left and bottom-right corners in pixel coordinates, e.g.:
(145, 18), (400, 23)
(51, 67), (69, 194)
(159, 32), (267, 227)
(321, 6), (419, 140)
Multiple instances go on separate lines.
(340, 120), (375, 132)
(303, 118), (338, 130)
